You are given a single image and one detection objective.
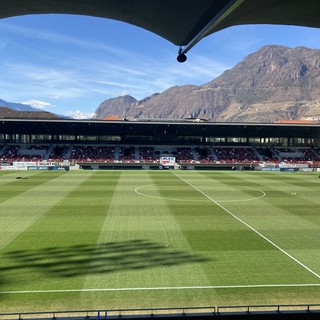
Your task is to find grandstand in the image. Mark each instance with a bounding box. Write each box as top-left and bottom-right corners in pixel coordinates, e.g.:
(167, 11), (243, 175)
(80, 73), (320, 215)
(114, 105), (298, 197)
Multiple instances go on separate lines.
(1, 119), (320, 171)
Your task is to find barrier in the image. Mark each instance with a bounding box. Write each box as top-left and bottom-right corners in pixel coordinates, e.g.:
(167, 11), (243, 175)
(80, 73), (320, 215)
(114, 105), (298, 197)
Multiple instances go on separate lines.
(1, 304), (320, 320)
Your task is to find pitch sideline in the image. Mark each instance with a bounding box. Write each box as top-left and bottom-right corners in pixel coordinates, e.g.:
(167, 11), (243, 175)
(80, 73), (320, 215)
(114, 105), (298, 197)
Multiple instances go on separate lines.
(1, 283), (320, 295)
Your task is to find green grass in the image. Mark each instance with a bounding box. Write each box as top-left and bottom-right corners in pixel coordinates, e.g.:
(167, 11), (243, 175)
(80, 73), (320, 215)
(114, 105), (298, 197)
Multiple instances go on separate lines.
(1, 170), (320, 312)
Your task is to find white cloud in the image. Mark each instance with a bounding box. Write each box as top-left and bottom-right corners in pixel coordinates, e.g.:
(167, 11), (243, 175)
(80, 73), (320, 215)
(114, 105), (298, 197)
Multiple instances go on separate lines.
(67, 110), (95, 119)
(21, 100), (55, 110)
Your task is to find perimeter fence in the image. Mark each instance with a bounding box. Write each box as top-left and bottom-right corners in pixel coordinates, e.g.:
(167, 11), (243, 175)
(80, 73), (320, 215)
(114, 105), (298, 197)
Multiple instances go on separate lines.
(1, 304), (320, 320)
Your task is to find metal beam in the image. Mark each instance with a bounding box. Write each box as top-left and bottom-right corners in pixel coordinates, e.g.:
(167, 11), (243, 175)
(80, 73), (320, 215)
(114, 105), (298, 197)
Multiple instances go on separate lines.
(179, 0), (246, 55)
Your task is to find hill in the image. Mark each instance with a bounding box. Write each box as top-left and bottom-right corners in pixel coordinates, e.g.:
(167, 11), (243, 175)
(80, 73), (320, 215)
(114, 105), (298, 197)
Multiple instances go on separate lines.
(94, 45), (320, 122)
(0, 99), (64, 119)
(0, 98), (36, 112)
(0, 106), (61, 120)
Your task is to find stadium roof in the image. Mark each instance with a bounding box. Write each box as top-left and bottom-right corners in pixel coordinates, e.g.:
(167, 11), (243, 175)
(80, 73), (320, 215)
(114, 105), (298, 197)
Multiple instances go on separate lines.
(1, 0), (320, 58)
(1, 119), (320, 140)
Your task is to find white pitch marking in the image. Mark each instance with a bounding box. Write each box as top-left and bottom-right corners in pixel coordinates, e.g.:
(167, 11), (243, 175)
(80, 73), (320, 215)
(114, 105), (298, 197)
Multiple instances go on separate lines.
(134, 185), (201, 202)
(172, 172), (320, 281)
(134, 184), (266, 203)
(1, 283), (320, 295)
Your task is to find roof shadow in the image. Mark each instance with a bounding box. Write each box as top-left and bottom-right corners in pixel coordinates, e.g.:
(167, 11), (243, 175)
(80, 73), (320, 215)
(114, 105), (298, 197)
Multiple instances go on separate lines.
(1, 240), (208, 280)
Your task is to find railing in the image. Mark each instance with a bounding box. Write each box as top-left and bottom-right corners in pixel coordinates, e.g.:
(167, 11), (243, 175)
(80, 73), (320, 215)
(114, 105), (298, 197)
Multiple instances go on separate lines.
(0, 304), (320, 320)
(217, 304), (320, 314)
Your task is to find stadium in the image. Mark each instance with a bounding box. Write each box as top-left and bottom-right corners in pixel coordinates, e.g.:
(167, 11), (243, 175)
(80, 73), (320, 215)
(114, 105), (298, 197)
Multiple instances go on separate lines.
(2, 0), (320, 319)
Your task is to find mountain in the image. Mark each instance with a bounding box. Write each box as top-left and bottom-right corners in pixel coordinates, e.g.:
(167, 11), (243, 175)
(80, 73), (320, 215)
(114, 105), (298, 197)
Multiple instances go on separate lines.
(0, 99), (37, 112)
(94, 45), (320, 122)
(94, 95), (138, 119)
(0, 98), (66, 119)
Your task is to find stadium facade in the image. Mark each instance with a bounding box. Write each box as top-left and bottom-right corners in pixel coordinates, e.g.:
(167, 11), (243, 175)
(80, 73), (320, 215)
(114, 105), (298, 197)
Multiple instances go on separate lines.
(0, 118), (320, 171)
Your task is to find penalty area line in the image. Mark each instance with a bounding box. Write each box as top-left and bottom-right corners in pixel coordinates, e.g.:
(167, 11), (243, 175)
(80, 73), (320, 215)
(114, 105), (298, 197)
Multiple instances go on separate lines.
(1, 284), (320, 295)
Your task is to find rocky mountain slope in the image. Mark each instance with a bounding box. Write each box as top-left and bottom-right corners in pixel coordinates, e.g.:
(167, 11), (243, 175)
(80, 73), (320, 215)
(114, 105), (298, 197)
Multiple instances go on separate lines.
(94, 45), (320, 122)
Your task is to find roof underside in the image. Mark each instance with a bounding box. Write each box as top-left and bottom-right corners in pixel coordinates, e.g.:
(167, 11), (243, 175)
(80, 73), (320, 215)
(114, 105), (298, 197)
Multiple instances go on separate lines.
(1, 119), (320, 139)
(1, 0), (320, 47)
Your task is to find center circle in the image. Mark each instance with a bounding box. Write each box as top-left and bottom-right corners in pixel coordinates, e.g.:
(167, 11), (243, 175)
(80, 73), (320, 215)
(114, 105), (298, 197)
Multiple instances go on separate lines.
(134, 184), (266, 203)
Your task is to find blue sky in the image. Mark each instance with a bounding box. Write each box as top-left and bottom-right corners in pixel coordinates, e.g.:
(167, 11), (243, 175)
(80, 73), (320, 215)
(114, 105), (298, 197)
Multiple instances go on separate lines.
(1, 14), (320, 118)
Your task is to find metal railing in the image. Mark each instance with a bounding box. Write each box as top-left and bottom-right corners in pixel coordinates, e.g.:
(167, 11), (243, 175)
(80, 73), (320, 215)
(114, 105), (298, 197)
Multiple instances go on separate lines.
(1, 304), (320, 320)
(217, 303), (320, 315)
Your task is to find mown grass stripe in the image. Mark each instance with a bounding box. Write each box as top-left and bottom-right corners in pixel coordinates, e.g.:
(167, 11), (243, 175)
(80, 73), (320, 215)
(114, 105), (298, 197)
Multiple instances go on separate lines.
(0, 171), (94, 251)
(0, 171), (64, 204)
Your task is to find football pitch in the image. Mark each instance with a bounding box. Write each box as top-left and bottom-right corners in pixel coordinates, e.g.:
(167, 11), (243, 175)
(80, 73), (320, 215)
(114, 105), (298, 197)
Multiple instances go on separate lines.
(1, 170), (320, 312)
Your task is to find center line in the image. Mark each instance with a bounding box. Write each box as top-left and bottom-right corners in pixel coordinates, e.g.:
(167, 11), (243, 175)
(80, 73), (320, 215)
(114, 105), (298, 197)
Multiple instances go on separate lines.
(172, 172), (320, 281)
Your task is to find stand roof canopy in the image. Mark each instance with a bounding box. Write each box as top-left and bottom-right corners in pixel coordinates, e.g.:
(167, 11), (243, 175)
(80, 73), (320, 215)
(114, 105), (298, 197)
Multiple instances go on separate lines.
(2, 0), (320, 56)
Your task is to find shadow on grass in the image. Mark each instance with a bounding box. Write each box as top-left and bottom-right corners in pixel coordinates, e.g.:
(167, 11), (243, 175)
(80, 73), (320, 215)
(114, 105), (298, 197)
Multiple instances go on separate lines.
(1, 240), (208, 278)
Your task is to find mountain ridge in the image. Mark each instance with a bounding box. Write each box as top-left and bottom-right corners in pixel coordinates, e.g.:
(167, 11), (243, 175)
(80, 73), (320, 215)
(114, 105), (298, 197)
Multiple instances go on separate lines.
(0, 99), (38, 112)
(0, 99), (69, 119)
(94, 45), (320, 122)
